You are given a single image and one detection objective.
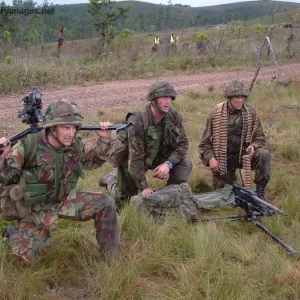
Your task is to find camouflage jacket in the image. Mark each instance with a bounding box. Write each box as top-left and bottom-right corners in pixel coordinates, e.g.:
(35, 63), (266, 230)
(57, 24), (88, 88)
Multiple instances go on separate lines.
(126, 102), (189, 190)
(199, 102), (266, 166)
(0, 130), (110, 205)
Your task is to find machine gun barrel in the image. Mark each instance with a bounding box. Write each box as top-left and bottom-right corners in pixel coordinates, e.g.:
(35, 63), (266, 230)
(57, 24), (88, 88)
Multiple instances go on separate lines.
(251, 194), (288, 216)
(0, 123), (133, 155)
(80, 122), (133, 134)
(232, 184), (288, 216)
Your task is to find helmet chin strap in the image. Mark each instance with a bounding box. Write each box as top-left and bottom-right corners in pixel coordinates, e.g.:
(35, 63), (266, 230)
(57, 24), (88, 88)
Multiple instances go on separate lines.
(48, 127), (66, 148)
(152, 99), (167, 115)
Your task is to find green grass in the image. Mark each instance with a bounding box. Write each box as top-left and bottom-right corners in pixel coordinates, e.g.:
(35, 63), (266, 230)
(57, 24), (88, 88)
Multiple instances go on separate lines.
(1, 71), (300, 298)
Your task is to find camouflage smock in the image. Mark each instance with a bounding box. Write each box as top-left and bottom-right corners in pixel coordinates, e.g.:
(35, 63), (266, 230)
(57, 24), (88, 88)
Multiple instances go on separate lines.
(0, 130), (111, 227)
(125, 102), (189, 190)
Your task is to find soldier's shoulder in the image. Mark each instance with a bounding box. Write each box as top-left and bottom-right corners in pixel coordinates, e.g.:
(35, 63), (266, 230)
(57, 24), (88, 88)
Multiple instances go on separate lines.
(244, 104), (257, 114)
(128, 103), (149, 125)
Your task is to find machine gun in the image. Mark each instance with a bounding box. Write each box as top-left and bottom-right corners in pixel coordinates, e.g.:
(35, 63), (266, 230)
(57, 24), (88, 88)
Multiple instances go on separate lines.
(199, 184), (297, 255)
(0, 88), (133, 154)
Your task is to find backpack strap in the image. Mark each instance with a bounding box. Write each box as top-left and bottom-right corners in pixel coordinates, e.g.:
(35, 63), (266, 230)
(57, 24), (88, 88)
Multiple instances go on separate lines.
(23, 132), (39, 168)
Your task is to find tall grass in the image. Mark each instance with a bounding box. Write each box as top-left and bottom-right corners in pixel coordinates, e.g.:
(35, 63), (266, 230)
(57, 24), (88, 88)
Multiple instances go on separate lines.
(0, 80), (300, 299)
(1, 27), (300, 93)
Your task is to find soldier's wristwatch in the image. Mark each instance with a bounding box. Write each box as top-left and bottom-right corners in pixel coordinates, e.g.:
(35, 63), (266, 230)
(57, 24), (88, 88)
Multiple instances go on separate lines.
(164, 161), (173, 169)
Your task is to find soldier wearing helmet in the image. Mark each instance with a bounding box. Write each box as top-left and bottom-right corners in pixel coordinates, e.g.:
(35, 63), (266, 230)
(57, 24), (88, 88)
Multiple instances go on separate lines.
(99, 80), (192, 206)
(199, 79), (271, 200)
(0, 99), (120, 264)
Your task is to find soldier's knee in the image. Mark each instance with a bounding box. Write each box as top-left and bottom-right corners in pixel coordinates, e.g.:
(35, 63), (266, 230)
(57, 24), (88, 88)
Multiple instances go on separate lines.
(259, 149), (271, 162)
(182, 158), (193, 171)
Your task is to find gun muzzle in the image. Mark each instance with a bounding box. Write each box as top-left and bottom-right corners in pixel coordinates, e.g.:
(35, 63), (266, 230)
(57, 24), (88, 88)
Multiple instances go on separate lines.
(252, 195), (288, 216)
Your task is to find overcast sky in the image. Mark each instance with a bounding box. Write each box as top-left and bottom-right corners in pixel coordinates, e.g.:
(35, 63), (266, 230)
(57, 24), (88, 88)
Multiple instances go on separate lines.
(3, 0), (300, 7)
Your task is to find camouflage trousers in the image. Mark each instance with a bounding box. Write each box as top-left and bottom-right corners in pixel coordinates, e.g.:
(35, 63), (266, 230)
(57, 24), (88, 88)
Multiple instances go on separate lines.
(130, 183), (235, 221)
(7, 189), (120, 264)
(109, 158), (193, 206)
(213, 148), (271, 189)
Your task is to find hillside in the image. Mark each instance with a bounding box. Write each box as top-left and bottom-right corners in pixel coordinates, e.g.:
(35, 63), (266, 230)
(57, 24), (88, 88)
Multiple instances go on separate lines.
(1, 0), (300, 45)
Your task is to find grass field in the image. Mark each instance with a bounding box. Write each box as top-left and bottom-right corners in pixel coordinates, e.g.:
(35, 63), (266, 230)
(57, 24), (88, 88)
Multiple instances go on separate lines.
(0, 77), (299, 299)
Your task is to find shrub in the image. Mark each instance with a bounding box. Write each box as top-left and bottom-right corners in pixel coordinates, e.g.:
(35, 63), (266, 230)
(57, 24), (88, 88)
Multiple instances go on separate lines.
(5, 55), (13, 64)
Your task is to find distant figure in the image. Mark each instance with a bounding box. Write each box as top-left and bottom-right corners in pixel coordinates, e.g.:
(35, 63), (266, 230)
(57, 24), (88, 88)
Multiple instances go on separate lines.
(170, 32), (176, 45)
(152, 35), (160, 52)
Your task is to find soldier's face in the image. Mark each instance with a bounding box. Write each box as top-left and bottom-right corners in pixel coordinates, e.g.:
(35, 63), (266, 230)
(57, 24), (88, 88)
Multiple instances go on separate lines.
(230, 96), (246, 110)
(155, 97), (172, 113)
(56, 125), (77, 146)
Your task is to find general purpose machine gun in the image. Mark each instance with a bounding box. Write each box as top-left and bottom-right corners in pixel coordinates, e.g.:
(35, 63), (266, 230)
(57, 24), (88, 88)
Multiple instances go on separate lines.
(199, 184), (297, 255)
(0, 88), (133, 154)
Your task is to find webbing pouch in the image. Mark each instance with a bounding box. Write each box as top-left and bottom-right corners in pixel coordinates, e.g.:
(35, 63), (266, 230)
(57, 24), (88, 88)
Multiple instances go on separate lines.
(24, 183), (47, 206)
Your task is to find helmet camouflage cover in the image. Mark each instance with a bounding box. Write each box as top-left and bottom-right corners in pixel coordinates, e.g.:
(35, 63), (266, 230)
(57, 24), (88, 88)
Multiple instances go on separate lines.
(147, 81), (177, 101)
(43, 99), (83, 128)
(223, 80), (250, 98)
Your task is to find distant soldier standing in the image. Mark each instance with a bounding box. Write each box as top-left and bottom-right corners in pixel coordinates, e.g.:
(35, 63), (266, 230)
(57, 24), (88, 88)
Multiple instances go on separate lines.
(0, 100), (120, 264)
(199, 79), (271, 200)
(100, 81), (192, 205)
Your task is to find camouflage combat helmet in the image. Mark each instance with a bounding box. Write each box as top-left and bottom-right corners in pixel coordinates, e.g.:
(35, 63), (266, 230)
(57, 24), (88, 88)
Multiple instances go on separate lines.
(147, 81), (177, 101)
(44, 99), (83, 128)
(223, 80), (250, 98)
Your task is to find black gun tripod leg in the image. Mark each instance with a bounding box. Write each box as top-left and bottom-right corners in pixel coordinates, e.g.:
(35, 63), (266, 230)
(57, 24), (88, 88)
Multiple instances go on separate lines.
(251, 218), (297, 255)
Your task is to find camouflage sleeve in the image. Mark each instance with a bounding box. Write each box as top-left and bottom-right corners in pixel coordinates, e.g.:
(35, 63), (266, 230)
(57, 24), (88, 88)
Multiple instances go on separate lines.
(80, 136), (111, 170)
(167, 114), (189, 165)
(198, 111), (215, 166)
(127, 114), (148, 191)
(251, 116), (267, 150)
(0, 140), (25, 185)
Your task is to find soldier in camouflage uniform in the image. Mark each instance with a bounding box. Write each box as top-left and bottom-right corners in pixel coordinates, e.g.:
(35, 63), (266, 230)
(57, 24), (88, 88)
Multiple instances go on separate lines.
(100, 80), (192, 205)
(198, 79), (271, 200)
(0, 100), (120, 264)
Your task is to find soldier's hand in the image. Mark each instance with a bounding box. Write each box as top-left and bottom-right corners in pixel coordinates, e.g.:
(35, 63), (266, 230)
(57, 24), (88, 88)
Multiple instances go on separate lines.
(246, 145), (255, 159)
(97, 122), (113, 139)
(153, 163), (170, 180)
(142, 187), (155, 198)
(0, 137), (11, 160)
(209, 157), (220, 173)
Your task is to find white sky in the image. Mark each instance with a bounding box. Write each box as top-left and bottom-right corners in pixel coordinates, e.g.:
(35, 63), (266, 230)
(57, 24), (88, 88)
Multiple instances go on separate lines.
(3, 0), (300, 8)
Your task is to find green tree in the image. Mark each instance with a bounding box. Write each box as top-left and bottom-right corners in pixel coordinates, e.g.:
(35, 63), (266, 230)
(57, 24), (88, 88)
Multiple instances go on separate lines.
(88, 0), (130, 39)
(24, 15), (44, 46)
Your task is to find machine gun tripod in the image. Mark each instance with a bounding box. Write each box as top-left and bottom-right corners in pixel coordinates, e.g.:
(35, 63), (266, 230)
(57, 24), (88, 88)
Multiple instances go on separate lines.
(199, 184), (297, 255)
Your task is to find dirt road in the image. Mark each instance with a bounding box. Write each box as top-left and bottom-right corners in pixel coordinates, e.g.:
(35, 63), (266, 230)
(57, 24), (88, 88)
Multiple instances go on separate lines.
(1, 63), (300, 136)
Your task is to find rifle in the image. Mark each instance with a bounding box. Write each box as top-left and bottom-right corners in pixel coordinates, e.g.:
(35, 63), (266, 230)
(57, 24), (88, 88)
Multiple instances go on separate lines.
(199, 184), (297, 255)
(0, 88), (133, 154)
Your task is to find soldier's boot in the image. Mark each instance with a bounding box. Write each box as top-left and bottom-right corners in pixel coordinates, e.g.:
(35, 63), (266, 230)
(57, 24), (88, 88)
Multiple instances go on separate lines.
(99, 168), (118, 188)
(256, 179), (268, 201)
(2, 225), (18, 239)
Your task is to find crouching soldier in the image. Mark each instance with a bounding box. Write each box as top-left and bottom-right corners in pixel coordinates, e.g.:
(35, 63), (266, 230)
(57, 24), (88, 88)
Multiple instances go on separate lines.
(199, 79), (271, 200)
(0, 100), (120, 264)
(99, 81), (192, 207)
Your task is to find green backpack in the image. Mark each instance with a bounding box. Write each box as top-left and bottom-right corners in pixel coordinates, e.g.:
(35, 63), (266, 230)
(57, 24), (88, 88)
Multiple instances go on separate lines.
(0, 133), (38, 220)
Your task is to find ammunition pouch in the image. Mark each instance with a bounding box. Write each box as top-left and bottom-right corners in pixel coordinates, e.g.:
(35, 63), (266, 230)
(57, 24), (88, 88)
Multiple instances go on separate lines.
(24, 183), (47, 206)
(0, 184), (31, 221)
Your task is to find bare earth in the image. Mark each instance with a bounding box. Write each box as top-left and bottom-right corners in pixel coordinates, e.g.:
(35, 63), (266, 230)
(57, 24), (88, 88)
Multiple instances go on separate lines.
(1, 63), (300, 136)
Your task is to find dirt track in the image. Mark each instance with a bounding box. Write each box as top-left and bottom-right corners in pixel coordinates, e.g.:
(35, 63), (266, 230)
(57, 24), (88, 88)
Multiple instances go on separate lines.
(1, 63), (300, 136)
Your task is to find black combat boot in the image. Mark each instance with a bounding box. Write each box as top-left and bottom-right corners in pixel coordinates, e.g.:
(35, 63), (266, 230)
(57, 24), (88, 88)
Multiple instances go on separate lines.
(256, 179), (268, 201)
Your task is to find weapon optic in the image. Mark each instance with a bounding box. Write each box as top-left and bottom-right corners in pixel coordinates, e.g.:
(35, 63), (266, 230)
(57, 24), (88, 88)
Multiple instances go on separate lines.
(0, 88), (133, 154)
